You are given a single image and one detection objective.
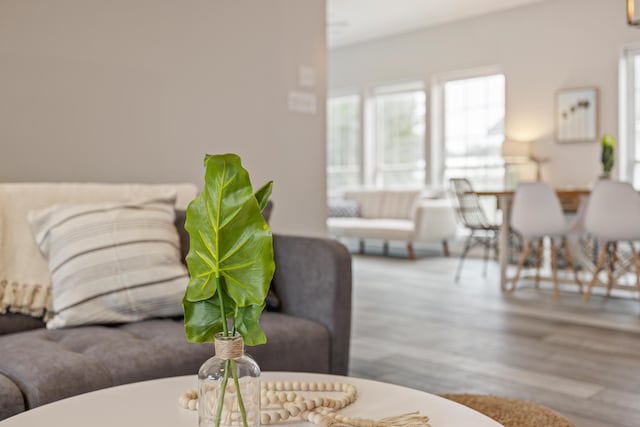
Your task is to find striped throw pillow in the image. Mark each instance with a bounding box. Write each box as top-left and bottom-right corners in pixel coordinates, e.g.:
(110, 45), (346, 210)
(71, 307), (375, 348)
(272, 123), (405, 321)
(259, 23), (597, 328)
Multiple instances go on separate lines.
(28, 197), (188, 329)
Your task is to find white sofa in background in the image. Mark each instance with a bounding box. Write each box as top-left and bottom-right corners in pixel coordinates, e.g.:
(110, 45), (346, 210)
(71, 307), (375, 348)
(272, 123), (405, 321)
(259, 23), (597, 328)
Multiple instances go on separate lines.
(327, 189), (457, 259)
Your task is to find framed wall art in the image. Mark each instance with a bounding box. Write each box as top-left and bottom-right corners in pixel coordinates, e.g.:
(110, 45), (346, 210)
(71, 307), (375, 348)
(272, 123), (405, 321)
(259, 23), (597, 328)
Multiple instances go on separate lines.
(556, 87), (598, 143)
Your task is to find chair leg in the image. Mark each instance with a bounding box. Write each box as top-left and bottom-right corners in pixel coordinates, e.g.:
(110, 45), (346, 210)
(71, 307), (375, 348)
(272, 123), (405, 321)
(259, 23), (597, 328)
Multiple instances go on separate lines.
(359, 239), (365, 254)
(510, 240), (532, 291)
(483, 238), (490, 277)
(550, 238), (559, 300)
(606, 242), (616, 297)
(455, 233), (474, 283)
(407, 242), (416, 261)
(563, 237), (583, 293)
(583, 243), (607, 303)
(630, 242), (640, 294)
(535, 239), (544, 289)
(383, 241), (389, 256)
(442, 240), (450, 257)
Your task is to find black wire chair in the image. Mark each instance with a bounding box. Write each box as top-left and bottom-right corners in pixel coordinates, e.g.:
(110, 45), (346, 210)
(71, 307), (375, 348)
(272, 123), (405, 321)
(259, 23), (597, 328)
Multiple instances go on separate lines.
(449, 178), (501, 282)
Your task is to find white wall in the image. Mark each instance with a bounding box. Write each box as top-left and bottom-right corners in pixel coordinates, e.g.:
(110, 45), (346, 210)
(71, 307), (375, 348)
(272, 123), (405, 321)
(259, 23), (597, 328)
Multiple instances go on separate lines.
(330, 0), (640, 188)
(0, 0), (327, 236)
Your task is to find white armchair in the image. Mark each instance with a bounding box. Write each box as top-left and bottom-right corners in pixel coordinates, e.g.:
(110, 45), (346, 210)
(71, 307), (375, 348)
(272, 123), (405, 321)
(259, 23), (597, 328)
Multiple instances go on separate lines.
(327, 190), (457, 259)
(413, 198), (459, 256)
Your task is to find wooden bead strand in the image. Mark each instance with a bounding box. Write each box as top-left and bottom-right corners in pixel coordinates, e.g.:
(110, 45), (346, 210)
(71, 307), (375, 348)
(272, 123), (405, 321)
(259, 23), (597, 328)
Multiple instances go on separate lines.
(179, 381), (430, 427)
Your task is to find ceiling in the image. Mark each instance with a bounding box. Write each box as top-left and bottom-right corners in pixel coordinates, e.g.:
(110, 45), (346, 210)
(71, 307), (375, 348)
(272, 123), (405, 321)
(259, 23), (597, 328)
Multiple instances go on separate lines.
(328, 0), (551, 48)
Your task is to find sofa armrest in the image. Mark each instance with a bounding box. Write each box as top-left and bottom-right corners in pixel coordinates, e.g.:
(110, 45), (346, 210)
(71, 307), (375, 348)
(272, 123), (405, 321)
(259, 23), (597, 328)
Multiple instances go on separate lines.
(0, 373), (24, 420)
(412, 199), (458, 242)
(271, 234), (352, 375)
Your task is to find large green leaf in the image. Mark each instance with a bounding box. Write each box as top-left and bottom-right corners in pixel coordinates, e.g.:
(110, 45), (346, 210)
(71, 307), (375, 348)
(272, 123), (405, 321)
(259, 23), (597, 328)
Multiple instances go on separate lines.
(182, 294), (232, 343)
(254, 181), (273, 212)
(183, 154), (275, 344)
(235, 303), (267, 346)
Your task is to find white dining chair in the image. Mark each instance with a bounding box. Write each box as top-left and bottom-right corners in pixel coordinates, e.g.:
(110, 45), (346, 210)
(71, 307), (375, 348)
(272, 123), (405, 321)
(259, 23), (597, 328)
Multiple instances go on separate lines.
(510, 182), (582, 298)
(582, 180), (640, 302)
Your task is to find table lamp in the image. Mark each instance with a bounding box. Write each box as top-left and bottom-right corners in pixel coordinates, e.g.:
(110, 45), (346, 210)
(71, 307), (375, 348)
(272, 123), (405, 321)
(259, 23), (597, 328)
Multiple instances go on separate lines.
(502, 140), (549, 183)
(502, 139), (530, 163)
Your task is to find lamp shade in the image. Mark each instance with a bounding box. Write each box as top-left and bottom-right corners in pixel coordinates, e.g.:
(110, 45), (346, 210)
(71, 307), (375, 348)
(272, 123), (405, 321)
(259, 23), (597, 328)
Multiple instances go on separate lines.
(502, 140), (530, 161)
(629, 0), (640, 26)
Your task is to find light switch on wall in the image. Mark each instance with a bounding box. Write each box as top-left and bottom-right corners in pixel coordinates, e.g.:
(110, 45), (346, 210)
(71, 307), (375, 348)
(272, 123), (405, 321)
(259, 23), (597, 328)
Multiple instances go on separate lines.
(288, 91), (317, 114)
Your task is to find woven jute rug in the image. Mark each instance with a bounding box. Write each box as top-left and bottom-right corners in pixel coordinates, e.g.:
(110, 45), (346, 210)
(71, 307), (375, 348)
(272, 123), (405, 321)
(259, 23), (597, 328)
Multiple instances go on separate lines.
(441, 394), (574, 427)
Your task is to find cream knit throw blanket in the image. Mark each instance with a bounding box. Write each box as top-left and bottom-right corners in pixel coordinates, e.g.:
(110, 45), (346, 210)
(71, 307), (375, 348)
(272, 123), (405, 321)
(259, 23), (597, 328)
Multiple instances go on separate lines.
(0, 182), (197, 320)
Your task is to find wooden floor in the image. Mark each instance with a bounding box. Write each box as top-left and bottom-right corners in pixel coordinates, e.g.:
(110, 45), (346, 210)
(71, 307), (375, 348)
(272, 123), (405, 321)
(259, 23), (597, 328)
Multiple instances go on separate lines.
(349, 249), (640, 427)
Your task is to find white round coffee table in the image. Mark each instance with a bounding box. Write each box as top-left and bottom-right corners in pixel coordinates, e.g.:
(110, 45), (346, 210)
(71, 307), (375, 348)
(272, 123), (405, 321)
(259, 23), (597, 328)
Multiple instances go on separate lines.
(0, 372), (502, 427)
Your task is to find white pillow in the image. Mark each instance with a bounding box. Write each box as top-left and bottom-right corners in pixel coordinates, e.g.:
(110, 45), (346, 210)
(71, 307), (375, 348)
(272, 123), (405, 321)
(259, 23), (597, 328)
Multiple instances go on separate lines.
(28, 197), (188, 329)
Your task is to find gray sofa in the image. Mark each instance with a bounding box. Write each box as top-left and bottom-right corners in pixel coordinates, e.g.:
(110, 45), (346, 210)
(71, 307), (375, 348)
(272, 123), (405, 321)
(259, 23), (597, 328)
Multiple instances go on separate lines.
(0, 230), (352, 420)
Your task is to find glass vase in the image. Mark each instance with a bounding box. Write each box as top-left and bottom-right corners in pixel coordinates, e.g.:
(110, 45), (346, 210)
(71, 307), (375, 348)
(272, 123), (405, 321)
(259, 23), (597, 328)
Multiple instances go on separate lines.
(198, 333), (261, 427)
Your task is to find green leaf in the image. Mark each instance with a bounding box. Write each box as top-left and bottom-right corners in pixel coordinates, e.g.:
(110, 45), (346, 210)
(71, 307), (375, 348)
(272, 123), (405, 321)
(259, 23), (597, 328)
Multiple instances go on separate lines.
(183, 154), (275, 345)
(235, 303), (267, 346)
(183, 297), (227, 343)
(254, 181), (273, 212)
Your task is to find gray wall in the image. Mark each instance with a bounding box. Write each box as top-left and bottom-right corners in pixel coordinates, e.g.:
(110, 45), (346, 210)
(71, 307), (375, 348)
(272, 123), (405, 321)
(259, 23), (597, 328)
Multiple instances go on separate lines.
(0, 0), (327, 236)
(330, 0), (640, 188)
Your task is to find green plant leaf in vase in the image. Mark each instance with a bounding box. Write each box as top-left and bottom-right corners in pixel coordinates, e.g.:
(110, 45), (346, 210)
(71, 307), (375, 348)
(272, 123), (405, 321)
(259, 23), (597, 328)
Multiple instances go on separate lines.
(182, 294), (234, 343)
(235, 302), (267, 346)
(183, 153), (275, 345)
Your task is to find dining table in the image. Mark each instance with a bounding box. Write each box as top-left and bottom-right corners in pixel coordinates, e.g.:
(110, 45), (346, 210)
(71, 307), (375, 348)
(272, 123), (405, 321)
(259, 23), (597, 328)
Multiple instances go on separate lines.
(475, 189), (591, 291)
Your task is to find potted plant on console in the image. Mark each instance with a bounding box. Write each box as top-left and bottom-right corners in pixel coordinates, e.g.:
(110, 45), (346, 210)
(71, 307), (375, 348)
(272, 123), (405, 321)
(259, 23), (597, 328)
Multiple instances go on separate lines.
(601, 134), (615, 179)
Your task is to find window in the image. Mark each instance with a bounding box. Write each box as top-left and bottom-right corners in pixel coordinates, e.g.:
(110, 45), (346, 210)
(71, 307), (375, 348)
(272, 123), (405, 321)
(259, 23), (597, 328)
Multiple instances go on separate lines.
(372, 88), (426, 187)
(327, 95), (361, 195)
(326, 84), (426, 194)
(440, 73), (505, 190)
(621, 47), (640, 186)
